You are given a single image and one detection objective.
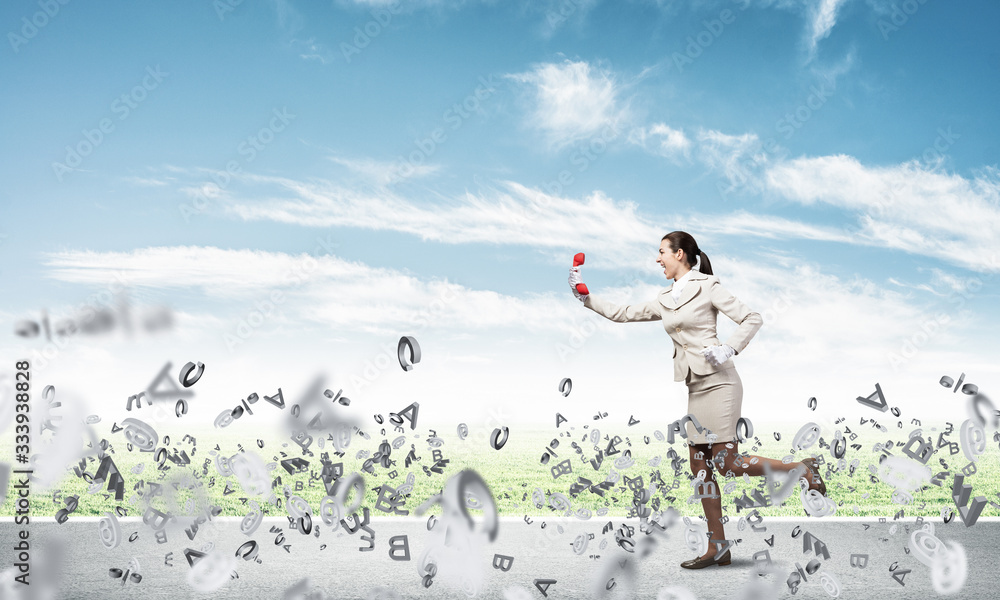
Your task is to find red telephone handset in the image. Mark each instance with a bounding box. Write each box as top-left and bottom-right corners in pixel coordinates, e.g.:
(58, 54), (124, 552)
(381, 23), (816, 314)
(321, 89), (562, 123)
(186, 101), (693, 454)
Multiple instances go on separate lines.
(572, 253), (589, 296)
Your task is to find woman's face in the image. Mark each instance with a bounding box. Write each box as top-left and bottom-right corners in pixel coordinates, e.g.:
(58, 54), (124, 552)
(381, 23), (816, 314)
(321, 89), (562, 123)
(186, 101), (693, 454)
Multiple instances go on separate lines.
(656, 240), (687, 280)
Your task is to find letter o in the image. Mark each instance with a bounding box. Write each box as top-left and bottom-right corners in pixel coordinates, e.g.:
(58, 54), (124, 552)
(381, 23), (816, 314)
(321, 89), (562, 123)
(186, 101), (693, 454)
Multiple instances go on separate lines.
(300, 255), (318, 273)
(247, 310), (264, 327)
(911, 330), (928, 346)
(258, 128), (274, 145)
(463, 95), (481, 114)
(365, 21), (381, 37)
(374, 352), (391, 371)
(33, 12), (49, 27)
(795, 106), (811, 123)
(76, 139), (93, 157)
(590, 136), (607, 154)
(408, 150), (425, 166)
(696, 31), (713, 47)
(131, 85), (147, 103)
(902, 0), (918, 14)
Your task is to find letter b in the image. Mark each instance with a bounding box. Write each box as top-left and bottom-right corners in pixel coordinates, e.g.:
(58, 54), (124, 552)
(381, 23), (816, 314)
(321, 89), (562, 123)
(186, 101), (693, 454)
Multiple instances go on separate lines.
(703, 18), (723, 36)
(143, 506), (170, 530)
(82, 127), (104, 147)
(415, 135), (435, 155)
(492, 554), (514, 572)
(901, 436), (933, 464)
(370, 6), (392, 25)
(685, 36), (704, 58)
(388, 535), (410, 560)
(40, 0), (61, 17)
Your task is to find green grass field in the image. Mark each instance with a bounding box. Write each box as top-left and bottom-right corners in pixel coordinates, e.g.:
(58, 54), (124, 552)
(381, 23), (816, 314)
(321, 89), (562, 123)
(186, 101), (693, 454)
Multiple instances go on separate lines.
(3, 417), (998, 522)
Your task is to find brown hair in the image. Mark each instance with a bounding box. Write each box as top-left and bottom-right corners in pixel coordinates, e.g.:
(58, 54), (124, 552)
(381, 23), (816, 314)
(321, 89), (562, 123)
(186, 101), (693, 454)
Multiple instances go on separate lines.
(662, 231), (713, 275)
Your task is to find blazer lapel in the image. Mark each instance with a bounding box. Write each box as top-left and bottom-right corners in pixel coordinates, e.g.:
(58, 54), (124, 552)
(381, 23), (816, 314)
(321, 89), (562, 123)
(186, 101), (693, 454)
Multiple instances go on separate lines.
(658, 271), (709, 309)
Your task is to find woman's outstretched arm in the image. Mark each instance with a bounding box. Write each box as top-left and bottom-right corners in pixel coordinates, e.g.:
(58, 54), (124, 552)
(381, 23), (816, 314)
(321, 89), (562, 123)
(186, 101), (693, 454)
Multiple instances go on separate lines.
(569, 252), (662, 323)
(583, 294), (663, 323)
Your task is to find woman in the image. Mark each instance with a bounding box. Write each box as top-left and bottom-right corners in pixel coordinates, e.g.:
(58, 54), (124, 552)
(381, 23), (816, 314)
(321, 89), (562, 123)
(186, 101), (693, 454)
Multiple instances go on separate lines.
(567, 231), (825, 569)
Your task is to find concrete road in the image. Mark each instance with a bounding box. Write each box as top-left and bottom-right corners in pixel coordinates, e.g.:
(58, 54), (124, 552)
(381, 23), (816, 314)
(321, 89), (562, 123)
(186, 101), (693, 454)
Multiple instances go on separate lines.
(0, 516), (995, 599)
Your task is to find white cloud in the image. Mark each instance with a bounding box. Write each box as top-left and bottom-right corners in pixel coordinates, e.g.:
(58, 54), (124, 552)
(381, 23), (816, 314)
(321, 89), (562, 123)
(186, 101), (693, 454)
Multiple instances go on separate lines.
(629, 115), (1000, 275)
(268, 0), (337, 64)
(121, 176), (171, 187)
(326, 155), (440, 185)
(293, 38), (336, 64)
(806, 0), (848, 60)
(764, 155), (1000, 272)
(171, 137), (1000, 281)
(506, 60), (631, 150)
(694, 128), (769, 193)
(628, 123), (692, 161)
(923, 268), (974, 295)
(37, 245), (614, 337)
(30, 243), (994, 423)
(687, 211), (855, 244)
(209, 172), (665, 269)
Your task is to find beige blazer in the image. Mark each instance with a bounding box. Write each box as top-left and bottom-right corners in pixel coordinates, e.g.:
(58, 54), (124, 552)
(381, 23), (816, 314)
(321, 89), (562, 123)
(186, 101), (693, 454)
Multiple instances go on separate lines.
(583, 271), (763, 382)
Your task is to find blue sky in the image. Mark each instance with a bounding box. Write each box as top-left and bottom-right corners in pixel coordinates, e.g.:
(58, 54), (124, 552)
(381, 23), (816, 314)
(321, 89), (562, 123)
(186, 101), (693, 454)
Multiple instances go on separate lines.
(1, 0), (998, 429)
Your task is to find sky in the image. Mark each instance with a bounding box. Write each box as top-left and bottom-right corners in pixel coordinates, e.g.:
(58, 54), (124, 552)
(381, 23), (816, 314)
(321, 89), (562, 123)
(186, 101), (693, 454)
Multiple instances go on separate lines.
(1, 0), (998, 432)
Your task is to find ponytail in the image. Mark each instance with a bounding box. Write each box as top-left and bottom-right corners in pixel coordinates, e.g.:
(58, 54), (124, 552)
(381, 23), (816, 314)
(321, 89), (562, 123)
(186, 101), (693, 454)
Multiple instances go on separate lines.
(662, 231), (713, 275)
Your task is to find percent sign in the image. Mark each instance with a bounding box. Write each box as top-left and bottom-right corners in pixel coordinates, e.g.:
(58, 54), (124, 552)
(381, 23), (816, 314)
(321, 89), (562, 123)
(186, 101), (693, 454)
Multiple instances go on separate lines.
(228, 389), (286, 421)
(539, 439), (560, 464)
(231, 393), (260, 418)
(109, 567), (142, 586)
(940, 373), (978, 395)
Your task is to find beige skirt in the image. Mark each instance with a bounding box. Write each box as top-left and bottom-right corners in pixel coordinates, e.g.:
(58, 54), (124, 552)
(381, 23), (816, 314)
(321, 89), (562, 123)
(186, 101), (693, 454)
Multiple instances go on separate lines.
(683, 362), (743, 445)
